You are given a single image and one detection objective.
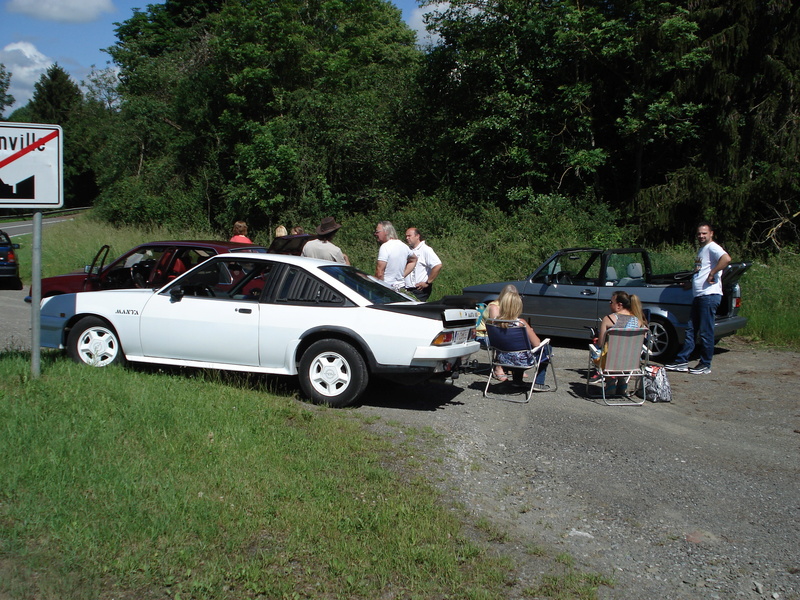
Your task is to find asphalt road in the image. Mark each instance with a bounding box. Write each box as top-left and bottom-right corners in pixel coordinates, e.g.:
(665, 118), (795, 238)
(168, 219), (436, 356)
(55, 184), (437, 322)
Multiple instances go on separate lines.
(0, 287), (30, 351)
(1, 214), (80, 239)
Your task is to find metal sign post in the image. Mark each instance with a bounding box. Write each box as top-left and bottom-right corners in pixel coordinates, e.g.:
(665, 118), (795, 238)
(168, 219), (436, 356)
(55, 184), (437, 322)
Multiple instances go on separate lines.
(0, 122), (64, 377)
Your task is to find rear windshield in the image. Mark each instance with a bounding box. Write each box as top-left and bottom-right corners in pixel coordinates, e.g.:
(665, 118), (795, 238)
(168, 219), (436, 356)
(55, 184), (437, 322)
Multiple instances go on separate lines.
(319, 265), (408, 305)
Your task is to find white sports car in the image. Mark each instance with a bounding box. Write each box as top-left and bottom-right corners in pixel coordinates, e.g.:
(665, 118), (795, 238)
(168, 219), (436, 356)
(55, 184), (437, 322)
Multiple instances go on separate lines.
(39, 253), (480, 407)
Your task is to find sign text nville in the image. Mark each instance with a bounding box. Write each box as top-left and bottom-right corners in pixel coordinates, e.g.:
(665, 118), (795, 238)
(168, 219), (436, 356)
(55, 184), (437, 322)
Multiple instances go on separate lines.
(0, 122), (63, 209)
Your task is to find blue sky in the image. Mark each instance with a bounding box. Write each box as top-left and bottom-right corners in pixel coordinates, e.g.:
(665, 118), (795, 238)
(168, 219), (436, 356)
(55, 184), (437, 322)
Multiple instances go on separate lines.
(1, 0), (434, 115)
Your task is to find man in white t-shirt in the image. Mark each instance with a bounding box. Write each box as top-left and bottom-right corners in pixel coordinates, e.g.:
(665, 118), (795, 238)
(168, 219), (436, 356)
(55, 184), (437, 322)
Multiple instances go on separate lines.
(403, 228), (442, 302)
(374, 221), (416, 291)
(665, 222), (731, 374)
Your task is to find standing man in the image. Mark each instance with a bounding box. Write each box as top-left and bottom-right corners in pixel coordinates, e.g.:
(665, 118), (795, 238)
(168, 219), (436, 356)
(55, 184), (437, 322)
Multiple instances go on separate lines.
(374, 221), (417, 290)
(302, 216), (350, 264)
(403, 227), (442, 302)
(665, 221), (731, 374)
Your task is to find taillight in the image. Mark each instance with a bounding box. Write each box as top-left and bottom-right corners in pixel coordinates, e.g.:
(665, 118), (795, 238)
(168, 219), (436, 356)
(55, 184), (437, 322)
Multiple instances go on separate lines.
(734, 298), (741, 308)
(432, 331), (455, 346)
(7, 250), (15, 263)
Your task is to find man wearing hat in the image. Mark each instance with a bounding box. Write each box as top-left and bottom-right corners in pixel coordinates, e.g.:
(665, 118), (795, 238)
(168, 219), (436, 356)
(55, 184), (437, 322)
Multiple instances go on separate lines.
(301, 217), (350, 264)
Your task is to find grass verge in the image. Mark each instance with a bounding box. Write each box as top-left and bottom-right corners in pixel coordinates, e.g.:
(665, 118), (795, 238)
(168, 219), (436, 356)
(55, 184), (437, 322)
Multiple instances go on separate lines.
(1, 352), (512, 599)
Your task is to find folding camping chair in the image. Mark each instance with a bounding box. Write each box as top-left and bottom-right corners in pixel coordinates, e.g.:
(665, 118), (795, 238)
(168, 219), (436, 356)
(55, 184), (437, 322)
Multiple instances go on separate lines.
(586, 327), (649, 406)
(484, 319), (557, 403)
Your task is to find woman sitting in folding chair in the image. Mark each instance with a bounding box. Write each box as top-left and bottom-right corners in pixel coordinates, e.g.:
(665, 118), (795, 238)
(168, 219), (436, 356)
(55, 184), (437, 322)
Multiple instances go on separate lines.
(476, 285), (518, 380)
(493, 287), (551, 389)
(590, 290), (647, 393)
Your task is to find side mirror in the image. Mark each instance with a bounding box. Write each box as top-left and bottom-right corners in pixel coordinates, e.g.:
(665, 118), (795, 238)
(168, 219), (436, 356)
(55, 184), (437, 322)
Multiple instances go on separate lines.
(169, 286), (185, 302)
(544, 274), (556, 285)
(12, 243), (20, 249)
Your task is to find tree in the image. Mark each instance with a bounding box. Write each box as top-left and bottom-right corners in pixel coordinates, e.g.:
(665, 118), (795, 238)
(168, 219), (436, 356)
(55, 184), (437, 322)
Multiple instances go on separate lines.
(636, 0), (800, 248)
(97, 0), (422, 231)
(419, 0), (709, 218)
(26, 64), (98, 207)
(0, 63), (14, 119)
(28, 64), (83, 124)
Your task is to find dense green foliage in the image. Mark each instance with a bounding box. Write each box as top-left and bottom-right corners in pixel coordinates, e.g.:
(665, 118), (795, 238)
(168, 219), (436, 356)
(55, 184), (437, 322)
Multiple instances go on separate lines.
(0, 64), (13, 118)
(1, 0), (798, 252)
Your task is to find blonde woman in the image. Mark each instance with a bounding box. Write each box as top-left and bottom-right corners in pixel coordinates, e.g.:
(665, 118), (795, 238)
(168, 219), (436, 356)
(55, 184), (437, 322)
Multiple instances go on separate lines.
(492, 286), (551, 389)
(476, 285), (519, 380)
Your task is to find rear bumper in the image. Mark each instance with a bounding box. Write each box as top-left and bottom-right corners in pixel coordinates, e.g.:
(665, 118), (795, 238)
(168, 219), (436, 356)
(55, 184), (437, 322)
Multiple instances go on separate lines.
(372, 341), (480, 383)
(713, 315), (748, 340)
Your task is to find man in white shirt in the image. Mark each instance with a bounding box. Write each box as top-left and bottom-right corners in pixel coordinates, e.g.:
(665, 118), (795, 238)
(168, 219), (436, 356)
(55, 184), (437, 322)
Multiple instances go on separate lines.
(374, 221), (416, 291)
(403, 228), (442, 302)
(665, 222), (731, 374)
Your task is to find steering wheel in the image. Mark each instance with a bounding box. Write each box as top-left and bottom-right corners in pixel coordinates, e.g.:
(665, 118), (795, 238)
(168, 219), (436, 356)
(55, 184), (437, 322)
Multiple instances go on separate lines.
(130, 260), (155, 288)
(556, 271), (573, 284)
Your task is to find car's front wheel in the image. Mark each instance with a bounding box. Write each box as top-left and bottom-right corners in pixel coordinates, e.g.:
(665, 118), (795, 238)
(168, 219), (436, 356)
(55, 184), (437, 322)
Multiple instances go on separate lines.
(67, 317), (125, 367)
(647, 317), (676, 362)
(299, 339), (368, 407)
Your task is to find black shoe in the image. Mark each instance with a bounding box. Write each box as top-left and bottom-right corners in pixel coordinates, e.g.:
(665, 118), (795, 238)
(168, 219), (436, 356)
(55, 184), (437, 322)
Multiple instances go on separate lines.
(664, 362), (688, 372)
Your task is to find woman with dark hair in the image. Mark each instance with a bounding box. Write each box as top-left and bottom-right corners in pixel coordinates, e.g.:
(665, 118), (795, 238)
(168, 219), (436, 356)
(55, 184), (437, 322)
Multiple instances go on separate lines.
(230, 221), (252, 244)
(597, 290), (646, 347)
(590, 290), (647, 393)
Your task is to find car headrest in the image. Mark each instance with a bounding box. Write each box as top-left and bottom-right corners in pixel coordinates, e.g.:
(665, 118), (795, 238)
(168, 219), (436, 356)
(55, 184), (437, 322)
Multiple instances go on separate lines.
(627, 262), (643, 278)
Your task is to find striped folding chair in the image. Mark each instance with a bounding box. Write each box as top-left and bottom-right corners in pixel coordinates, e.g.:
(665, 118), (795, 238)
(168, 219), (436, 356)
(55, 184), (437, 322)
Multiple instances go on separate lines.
(586, 327), (649, 406)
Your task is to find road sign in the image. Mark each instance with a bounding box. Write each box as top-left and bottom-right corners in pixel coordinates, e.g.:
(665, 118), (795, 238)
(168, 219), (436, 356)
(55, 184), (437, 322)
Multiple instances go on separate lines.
(0, 122), (63, 209)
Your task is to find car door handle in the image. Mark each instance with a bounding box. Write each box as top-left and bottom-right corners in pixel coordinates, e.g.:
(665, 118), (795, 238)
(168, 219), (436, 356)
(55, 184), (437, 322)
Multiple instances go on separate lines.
(236, 308), (252, 314)
(580, 289), (596, 296)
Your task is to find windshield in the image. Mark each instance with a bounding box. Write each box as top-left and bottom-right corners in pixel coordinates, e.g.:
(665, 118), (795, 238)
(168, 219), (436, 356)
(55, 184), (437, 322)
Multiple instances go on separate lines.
(320, 265), (410, 304)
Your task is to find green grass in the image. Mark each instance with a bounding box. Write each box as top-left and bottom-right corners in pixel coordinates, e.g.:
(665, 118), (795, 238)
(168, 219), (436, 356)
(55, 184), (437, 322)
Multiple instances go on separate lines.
(0, 353), (511, 599)
(14, 207), (798, 350)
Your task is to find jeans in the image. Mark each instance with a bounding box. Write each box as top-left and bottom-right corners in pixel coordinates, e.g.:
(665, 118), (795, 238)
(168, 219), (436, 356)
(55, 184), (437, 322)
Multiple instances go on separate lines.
(676, 294), (721, 366)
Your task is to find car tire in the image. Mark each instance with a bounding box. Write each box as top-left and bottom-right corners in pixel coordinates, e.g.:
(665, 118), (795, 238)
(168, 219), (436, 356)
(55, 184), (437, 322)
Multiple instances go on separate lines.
(647, 317), (676, 361)
(67, 317), (125, 367)
(299, 339), (368, 408)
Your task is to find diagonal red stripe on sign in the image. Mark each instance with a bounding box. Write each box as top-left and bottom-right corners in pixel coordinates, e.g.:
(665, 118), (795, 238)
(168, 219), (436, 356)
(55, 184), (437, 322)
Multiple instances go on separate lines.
(0, 129), (60, 170)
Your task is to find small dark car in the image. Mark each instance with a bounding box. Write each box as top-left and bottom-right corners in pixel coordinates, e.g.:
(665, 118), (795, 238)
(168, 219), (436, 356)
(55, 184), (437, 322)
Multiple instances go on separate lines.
(0, 230), (22, 290)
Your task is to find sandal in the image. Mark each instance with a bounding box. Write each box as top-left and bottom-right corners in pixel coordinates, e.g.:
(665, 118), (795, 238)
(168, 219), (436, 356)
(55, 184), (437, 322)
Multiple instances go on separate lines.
(493, 370), (508, 382)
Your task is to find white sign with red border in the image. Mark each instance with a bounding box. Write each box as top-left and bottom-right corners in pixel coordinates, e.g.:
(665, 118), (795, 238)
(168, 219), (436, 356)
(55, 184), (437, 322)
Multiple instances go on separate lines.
(0, 122), (63, 209)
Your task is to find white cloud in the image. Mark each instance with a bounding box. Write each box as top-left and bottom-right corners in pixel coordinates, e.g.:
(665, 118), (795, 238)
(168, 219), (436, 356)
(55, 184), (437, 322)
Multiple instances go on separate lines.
(0, 41), (52, 112)
(6, 0), (114, 24)
(408, 3), (448, 48)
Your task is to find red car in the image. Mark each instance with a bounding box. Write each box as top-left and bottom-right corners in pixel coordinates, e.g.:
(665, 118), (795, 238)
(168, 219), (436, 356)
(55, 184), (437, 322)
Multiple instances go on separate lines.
(25, 240), (269, 302)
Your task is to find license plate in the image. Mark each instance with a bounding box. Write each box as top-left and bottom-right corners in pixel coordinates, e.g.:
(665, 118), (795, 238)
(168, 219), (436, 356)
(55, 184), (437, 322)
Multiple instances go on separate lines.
(455, 329), (468, 344)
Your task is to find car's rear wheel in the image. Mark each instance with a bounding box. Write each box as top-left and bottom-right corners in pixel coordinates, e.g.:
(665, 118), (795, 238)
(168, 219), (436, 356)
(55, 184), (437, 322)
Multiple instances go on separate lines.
(67, 317), (125, 367)
(299, 339), (368, 407)
(647, 317), (676, 362)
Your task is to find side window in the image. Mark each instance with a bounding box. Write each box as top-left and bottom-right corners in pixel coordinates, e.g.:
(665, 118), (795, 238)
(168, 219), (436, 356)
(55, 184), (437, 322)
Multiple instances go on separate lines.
(276, 268), (345, 305)
(532, 252), (600, 285)
(608, 253), (647, 286)
(169, 259), (274, 300)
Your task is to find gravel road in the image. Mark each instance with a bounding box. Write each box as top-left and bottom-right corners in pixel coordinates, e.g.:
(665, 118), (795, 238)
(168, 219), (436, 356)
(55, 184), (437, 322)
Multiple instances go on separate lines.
(357, 338), (800, 599)
(2, 289), (797, 598)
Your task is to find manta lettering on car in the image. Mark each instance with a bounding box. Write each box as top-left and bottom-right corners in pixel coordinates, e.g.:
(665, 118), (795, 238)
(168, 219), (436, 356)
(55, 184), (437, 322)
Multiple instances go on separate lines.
(114, 309), (139, 315)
